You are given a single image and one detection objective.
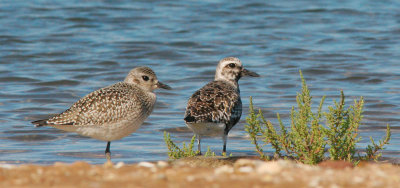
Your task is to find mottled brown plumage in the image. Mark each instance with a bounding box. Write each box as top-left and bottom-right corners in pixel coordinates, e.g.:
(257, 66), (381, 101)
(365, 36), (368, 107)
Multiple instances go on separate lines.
(32, 66), (171, 162)
(184, 57), (259, 154)
(33, 82), (154, 126)
(184, 80), (241, 132)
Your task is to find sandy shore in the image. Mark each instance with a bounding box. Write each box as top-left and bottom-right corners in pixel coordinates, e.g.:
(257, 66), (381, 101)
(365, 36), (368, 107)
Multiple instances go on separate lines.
(1, 157), (399, 188)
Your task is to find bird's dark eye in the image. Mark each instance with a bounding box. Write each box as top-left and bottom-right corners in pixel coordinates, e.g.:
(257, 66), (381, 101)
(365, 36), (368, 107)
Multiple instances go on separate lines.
(142, 75), (149, 81)
(228, 63), (236, 68)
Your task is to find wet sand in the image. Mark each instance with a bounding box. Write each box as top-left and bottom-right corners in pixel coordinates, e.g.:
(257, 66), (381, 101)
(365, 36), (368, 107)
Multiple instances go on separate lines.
(1, 157), (399, 188)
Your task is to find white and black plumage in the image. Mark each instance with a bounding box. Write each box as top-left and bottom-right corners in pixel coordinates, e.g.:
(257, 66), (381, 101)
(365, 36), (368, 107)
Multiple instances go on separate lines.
(32, 66), (171, 162)
(184, 57), (259, 154)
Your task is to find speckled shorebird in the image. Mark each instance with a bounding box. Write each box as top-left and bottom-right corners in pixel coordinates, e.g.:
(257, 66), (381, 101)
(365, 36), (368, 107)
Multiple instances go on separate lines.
(184, 57), (259, 154)
(32, 67), (171, 162)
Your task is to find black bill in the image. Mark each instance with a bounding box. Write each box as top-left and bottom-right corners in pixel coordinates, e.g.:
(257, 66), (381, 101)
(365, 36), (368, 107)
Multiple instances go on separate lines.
(156, 81), (172, 90)
(241, 68), (260, 77)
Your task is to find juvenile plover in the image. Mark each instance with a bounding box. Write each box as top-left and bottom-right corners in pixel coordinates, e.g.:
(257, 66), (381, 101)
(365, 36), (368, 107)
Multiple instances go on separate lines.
(184, 57), (259, 154)
(32, 66), (171, 162)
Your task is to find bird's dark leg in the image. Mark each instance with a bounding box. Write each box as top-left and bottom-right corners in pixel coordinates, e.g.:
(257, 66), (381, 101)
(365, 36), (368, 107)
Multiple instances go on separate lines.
(197, 134), (202, 155)
(105, 141), (111, 162)
(222, 132), (227, 155)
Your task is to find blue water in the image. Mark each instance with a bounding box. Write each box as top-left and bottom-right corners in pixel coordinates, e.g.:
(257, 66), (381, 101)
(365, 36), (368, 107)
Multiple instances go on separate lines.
(0, 0), (399, 164)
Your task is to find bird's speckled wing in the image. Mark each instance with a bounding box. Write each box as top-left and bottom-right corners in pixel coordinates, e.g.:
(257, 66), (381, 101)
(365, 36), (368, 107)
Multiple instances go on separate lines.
(37, 82), (154, 126)
(184, 81), (242, 129)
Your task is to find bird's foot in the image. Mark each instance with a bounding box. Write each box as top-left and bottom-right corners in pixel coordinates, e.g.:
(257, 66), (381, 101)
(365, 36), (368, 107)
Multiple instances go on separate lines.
(105, 152), (113, 163)
(104, 160), (113, 167)
(104, 153), (113, 167)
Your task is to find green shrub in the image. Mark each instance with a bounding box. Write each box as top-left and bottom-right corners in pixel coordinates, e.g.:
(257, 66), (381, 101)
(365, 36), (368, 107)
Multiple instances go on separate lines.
(362, 125), (391, 161)
(204, 147), (217, 157)
(164, 132), (199, 159)
(164, 132), (229, 159)
(245, 70), (391, 164)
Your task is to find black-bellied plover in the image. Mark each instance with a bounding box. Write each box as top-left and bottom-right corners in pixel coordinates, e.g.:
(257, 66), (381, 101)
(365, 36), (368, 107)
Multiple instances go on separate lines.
(184, 57), (259, 154)
(32, 66), (171, 162)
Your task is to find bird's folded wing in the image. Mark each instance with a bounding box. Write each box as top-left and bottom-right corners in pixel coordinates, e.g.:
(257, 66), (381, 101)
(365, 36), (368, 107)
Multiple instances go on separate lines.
(34, 83), (144, 126)
(184, 81), (241, 126)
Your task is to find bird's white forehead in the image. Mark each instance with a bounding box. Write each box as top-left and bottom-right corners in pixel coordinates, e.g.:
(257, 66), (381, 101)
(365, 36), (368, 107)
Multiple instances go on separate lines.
(218, 57), (242, 67)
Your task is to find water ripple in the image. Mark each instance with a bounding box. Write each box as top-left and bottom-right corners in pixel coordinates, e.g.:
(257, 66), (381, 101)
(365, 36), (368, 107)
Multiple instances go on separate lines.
(0, 0), (399, 164)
